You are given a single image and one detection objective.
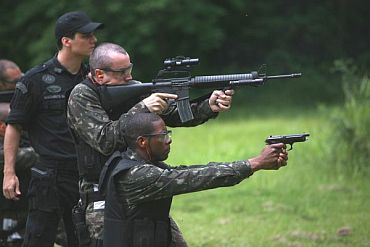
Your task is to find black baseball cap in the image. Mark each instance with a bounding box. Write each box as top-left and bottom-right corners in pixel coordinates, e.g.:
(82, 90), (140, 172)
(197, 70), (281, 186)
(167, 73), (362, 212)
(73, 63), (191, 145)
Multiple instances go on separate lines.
(55, 11), (103, 41)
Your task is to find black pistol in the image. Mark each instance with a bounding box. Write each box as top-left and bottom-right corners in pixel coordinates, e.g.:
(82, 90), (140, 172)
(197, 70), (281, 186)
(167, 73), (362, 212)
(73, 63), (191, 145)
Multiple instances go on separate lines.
(265, 133), (310, 150)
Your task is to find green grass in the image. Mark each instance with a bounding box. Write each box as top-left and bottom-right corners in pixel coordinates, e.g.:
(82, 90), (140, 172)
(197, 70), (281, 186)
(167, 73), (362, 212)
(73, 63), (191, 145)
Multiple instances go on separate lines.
(166, 107), (370, 247)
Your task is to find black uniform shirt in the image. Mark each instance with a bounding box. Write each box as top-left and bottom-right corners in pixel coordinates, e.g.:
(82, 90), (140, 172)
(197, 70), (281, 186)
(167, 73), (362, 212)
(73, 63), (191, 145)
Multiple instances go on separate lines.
(6, 57), (88, 168)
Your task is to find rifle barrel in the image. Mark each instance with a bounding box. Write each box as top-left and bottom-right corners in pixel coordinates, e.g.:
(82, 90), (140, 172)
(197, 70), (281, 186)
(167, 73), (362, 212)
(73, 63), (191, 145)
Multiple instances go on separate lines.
(266, 73), (302, 79)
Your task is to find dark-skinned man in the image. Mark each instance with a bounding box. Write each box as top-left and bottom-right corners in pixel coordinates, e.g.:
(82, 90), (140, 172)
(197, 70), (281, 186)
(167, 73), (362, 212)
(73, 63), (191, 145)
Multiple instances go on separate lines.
(99, 112), (288, 247)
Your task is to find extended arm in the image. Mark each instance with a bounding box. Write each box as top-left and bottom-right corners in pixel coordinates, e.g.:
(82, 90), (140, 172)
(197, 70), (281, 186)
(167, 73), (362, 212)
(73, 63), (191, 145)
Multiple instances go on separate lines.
(116, 160), (252, 207)
(115, 143), (287, 207)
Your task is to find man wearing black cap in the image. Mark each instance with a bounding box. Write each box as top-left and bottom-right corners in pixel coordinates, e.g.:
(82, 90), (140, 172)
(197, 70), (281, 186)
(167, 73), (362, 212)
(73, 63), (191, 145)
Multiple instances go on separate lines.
(2, 11), (103, 247)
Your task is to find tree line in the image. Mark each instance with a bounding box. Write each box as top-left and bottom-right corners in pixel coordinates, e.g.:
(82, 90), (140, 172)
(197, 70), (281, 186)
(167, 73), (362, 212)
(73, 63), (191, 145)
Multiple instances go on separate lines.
(1, 0), (369, 104)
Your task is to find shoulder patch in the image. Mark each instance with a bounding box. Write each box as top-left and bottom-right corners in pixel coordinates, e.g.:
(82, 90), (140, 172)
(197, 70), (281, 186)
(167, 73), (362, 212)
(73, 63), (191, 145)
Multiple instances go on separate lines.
(54, 67), (63, 73)
(15, 82), (28, 94)
(42, 74), (56, 84)
(46, 85), (62, 93)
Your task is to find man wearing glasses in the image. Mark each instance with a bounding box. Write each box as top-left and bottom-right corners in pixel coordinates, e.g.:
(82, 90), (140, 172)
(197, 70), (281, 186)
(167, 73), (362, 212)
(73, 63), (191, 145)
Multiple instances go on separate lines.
(67, 42), (234, 246)
(99, 112), (288, 247)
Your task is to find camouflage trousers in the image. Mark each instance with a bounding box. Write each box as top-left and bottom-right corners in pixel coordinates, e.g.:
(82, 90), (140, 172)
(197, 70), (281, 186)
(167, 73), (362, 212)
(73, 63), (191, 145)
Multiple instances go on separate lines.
(85, 202), (104, 241)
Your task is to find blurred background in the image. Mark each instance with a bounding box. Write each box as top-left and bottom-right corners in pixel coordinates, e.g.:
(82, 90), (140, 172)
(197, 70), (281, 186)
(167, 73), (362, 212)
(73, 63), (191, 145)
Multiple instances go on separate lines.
(1, 0), (369, 107)
(1, 1), (369, 246)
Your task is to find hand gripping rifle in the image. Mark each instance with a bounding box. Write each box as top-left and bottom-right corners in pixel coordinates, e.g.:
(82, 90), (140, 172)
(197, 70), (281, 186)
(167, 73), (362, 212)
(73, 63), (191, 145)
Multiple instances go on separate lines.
(99, 56), (302, 123)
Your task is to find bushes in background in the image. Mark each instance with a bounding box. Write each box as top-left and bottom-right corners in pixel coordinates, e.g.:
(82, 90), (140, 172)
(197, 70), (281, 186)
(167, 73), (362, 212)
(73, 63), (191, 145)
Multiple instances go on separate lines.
(329, 60), (370, 169)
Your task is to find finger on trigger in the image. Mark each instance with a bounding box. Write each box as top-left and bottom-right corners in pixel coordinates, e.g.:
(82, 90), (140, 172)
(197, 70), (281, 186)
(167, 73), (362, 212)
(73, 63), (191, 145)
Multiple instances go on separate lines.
(217, 102), (229, 109)
(156, 93), (178, 99)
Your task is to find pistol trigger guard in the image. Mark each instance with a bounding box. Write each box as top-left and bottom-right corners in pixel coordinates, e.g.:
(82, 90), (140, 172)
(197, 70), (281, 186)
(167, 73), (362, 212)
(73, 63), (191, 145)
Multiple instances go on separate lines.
(287, 144), (293, 151)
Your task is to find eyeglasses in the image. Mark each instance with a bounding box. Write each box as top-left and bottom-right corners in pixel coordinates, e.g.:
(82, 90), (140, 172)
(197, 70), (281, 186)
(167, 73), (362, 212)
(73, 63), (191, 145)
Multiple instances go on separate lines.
(142, 130), (172, 142)
(101, 63), (133, 77)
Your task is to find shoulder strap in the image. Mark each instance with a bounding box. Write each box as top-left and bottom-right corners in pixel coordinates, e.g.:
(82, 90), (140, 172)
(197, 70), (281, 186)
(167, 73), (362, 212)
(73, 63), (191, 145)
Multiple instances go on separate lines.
(43, 58), (55, 67)
(82, 78), (98, 93)
(98, 151), (122, 194)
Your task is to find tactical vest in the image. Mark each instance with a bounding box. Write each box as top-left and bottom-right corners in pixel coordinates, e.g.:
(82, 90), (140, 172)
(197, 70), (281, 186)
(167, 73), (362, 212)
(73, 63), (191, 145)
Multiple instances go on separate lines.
(71, 79), (115, 182)
(72, 79), (143, 182)
(99, 151), (172, 247)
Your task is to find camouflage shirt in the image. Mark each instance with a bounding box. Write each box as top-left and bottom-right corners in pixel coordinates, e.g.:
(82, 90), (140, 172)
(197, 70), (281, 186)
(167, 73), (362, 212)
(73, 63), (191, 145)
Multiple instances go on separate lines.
(112, 149), (253, 246)
(67, 79), (218, 156)
(115, 148), (253, 213)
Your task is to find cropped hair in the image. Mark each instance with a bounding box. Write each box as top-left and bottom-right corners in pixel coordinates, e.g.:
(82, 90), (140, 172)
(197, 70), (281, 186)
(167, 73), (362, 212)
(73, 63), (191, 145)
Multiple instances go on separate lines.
(122, 113), (162, 149)
(89, 42), (128, 75)
(0, 59), (19, 82)
(56, 33), (75, 50)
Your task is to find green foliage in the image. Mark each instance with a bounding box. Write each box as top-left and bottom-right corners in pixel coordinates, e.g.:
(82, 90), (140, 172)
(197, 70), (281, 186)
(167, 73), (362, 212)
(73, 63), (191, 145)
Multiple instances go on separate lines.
(167, 108), (370, 246)
(328, 60), (370, 169)
(1, 1), (370, 106)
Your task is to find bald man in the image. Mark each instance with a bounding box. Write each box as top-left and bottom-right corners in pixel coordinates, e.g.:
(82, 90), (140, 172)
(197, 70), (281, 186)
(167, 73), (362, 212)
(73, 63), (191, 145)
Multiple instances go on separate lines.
(0, 59), (23, 91)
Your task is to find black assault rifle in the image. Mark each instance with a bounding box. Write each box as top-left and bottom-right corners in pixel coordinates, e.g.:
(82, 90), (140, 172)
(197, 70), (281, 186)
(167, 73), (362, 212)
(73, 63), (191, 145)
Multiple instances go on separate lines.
(99, 56), (302, 123)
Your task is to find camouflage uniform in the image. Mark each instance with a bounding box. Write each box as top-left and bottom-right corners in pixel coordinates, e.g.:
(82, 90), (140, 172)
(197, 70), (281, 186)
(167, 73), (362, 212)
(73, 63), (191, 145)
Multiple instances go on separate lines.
(67, 79), (218, 242)
(0, 146), (37, 246)
(117, 149), (252, 211)
(67, 81), (217, 156)
(102, 148), (253, 247)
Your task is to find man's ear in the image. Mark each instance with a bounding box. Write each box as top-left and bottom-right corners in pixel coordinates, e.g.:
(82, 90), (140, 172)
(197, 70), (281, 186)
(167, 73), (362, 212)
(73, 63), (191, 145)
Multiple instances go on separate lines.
(95, 69), (105, 82)
(137, 136), (147, 148)
(61, 37), (72, 48)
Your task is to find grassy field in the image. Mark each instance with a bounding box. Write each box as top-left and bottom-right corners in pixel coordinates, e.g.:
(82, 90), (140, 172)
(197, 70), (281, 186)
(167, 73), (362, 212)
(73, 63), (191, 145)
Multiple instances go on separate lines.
(166, 107), (370, 247)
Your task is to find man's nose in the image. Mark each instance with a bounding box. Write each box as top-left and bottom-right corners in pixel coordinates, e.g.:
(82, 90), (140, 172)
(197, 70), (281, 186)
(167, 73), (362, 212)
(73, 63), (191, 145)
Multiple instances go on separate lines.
(166, 136), (172, 144)
(124, 74), (132, 81)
